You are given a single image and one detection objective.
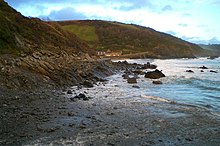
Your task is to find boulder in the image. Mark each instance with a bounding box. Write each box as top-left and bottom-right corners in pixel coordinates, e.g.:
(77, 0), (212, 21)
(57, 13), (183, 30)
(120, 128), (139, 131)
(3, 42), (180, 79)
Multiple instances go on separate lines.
(145, 69), (165, 79)
(186, 70), (194, 73)
(210, 70), (218, 73)
(152, 80), (163, 85)
(200, 66), (208, 69)
(127, 78), (137, 84)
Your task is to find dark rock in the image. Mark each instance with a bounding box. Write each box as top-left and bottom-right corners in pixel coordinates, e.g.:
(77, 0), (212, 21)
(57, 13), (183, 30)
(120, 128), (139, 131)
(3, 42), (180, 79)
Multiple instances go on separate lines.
(186, 70), (194, 73)
(145, 69), (165, 79)
(75, 93), (86, 99)
(210, 70), (218, 73)
(68, 112), (75, 116)
(201, 70), (204, 72)
(122, 74), (129, 79)
(200, 66), (208, 69)
(67, 90), (73, 94)
(142, 62), (157, 69)
(124, 69), (132, 74)
(70, 97), (77, 102)
(207, 56), (218, 59)
(82, 96), (89, 101)
(152, 80), (163, 84)
(82, 80), (94, 88)
(127, 78), (137, 84)
(74, 93), (90, 101)
(132, 85), (140, 88)
(122, 60), (129, 64)
(132, 70), (145, 75)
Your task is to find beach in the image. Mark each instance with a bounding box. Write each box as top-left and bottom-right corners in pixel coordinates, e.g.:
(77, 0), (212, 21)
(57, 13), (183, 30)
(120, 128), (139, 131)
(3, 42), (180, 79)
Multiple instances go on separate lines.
(1, 62), (220, 145)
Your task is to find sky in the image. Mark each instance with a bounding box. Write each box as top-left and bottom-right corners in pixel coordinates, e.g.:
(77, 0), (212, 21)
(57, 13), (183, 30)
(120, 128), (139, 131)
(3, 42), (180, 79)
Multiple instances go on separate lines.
(5, 0), (220, 44)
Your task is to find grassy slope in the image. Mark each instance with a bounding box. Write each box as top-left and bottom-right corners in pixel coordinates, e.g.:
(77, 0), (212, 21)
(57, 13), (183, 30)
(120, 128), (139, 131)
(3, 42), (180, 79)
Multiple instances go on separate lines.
(62, 24), (98, 42)
(58, 20), (208, 58)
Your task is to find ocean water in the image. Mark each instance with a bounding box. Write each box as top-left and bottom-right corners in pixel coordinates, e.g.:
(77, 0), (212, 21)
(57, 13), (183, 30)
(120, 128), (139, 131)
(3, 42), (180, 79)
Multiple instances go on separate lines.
(122, 58), (220, 114)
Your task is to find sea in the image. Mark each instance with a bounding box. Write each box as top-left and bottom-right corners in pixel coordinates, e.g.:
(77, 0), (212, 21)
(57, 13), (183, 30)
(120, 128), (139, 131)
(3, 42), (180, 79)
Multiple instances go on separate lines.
(110, 57), (220, 116)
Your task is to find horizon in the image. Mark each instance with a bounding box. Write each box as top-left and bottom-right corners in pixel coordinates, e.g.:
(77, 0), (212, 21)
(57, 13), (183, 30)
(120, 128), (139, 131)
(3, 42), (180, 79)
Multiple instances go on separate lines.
(4, 0), (220, 45)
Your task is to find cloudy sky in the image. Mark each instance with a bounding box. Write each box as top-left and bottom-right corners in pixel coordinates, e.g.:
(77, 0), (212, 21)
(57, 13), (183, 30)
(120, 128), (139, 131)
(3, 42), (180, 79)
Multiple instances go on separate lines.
(5, 0), (220, 44)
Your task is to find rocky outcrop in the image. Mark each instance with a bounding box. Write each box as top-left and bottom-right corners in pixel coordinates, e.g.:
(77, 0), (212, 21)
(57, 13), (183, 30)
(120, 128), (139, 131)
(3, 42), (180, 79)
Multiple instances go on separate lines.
(145, 69), (165, 79)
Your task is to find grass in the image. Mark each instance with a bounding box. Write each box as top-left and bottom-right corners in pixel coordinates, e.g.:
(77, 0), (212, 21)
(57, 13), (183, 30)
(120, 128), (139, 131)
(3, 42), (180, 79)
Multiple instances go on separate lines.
(62, 25), (98, 42)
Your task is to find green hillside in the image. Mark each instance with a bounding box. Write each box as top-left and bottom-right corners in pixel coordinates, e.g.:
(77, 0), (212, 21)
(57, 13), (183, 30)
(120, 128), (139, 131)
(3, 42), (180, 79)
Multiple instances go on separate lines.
(58, 20), (208, 58)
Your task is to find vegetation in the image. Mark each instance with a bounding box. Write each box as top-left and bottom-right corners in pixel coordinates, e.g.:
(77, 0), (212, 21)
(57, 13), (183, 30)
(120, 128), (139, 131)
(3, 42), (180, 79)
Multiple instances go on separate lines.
(58, 20), (207, 58)
(0, 1), (91, 56)
(62, 24), (98, 42)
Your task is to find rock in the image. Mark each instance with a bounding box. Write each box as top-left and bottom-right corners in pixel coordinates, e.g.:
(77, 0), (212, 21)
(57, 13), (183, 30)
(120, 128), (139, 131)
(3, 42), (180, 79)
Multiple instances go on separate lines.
(201, 70), (204, 72)
(122, 74), (129, 79)
(67, 90), (73, 94)
(186, 70), (194, 73)
(82, 80), (94, 88)
(210, 70), (218, 73)
(207, 56), (218, 59)
(67, 112), (75, 116)
(132, 70), (145, 75)
(145, 69), (165, 79)
(132, 85), (140, 88)
(75, 93), (86, 99)
(152, 80), (163, 84)
(200, 66), (208, 69)
(142, 62), (157, 69)
(127, 78), (137, 84)
(74, 93), (90, 101)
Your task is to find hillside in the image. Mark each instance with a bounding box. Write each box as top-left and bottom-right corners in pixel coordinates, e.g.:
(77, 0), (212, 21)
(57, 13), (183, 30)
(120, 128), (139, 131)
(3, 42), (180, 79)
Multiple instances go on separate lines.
(0, 1), (92, 56)
(0, 1), (106, 90)
(199, 44), (220, 56)
(58, 20), (208, 58)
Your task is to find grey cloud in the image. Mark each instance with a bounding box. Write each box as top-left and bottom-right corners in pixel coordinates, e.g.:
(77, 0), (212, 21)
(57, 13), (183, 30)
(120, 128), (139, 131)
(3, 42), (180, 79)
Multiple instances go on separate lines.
(48, 7), (87, 21)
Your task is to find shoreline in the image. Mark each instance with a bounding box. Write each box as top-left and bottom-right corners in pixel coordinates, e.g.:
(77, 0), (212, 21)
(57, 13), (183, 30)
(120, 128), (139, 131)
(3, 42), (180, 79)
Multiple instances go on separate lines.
(0, 60), (220, 146)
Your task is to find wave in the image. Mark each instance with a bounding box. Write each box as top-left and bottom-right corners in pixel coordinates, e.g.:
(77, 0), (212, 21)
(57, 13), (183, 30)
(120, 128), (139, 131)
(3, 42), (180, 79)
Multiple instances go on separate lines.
(141, 94), (174, 103)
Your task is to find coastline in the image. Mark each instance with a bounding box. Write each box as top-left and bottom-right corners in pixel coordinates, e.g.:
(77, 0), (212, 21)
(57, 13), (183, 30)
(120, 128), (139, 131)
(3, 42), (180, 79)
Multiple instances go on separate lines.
(1, 61), (220, 146)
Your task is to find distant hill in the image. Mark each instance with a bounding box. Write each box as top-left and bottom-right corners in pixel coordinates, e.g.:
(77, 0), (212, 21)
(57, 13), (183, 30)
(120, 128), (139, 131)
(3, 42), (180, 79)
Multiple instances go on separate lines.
(0, 1), (91, 56)
(58, 20), (208, 58)
(199, 44), (220, 56)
